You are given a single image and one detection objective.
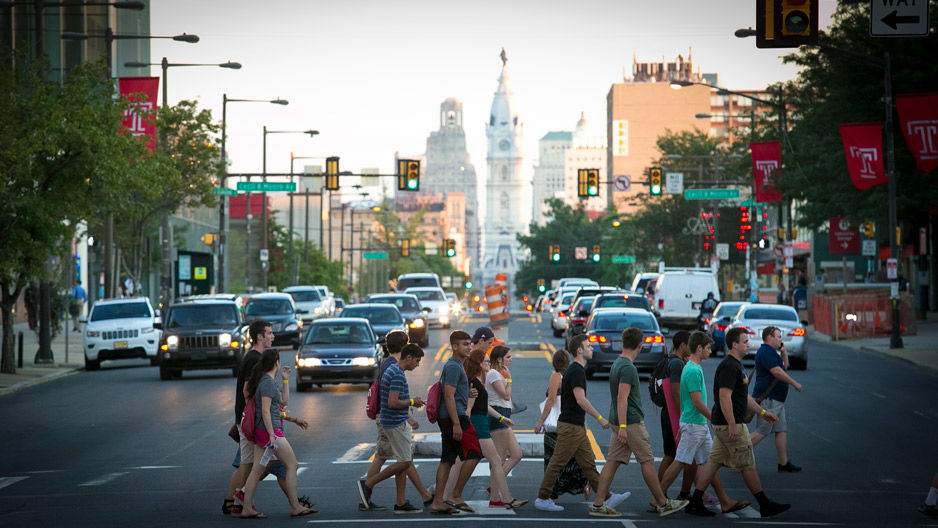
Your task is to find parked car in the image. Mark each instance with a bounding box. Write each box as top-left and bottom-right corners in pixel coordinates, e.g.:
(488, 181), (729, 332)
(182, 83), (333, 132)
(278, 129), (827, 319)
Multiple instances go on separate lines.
(339, 303), (407, 345)
(652, 268), (720, 332)
(563, 295), (597, 348)
(550, 293), (575, 337)
(283, 285), (329, 322)
(707, 301), (750, 355)
(155, 299), (245, 380)
(396, 272), (441, 291)
(583, 307), (666, 378)
(367, 293), (429, 347)
(293, 318), (381, 390)
(589, 292), (654, 315)
(728, 304), (807, 370)
(243, 293), (304, 349)
(82, 297), (161, 371)
(404, 286), (450, 328)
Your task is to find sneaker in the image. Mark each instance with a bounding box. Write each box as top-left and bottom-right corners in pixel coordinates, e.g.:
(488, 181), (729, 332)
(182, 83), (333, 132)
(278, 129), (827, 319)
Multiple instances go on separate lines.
(684, 501), (716, 517)
(760, 501), (791, 518)
(588, 504), (622, 517)
(676, 492), (692, 501)
(777, 462), (802, 473)
(606, 491), (631, 509)
(356, 478), (373, 507)
(534, 498), (564, 512)
(657, 498), (689, 517)
(393, 501), (423, 514)
(919, 504), (938, 519)
(358, 501), (387, 512)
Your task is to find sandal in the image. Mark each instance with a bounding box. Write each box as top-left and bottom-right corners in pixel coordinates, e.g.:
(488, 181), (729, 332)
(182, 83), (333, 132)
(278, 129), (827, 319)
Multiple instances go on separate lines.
(298, 495), (315, 509)
(445, 501), (475, 513)
(430, 506), (460, 515)
(222, 498), (235, 515)
(505, 499), (528, 509)
(722, 500), (751, 514)
(239, 511), (267, 519)
(423, 494), (435, 507)
(291, 507), (316, 517)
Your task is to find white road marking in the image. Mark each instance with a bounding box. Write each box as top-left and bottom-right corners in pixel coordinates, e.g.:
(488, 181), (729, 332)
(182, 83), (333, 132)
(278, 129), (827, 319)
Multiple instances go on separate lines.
(304, 518), (644, 524)
(24, 470), (61, 474)
(127, 466), (180, 470)
(870, 392), (886, 399)
(461, 500), (517, 515)
(78, 472), (127, 487)
(0, 477), (29, 490)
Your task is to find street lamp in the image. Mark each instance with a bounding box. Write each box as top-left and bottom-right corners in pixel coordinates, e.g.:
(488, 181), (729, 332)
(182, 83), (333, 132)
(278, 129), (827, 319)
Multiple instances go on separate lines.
(124, 58), (241, 108)
(62, 29), (199, 76)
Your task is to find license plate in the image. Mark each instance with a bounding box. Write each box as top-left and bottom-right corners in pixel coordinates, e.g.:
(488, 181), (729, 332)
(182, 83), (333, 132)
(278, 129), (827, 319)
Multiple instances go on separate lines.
(114, 341), (128, 349)
(192, 351), (207, 360)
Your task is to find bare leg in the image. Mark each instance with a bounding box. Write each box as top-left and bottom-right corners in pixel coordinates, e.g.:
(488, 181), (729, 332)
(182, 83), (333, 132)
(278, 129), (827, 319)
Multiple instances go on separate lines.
(228, 462), (252, 499)
(659, 459), (686, 494)
(740, 469), (764, 495)
(272, 437), (306, 515)
(395, 469), (407, 506)
(658, 455), (674, 483)
(430, 462), (454, 510)
(774, 432), (788, 465)
(681, 463), (697, 495)
(366, 456), (386, 482)
(240, 445), (267, 518)
(641, 460), (668, 506)
(750, 431), (766, 447)
(501, 429), (523, 476)
(366, 461), (409, 489)
(479, 438), (513, 503)
(442, 459), (462, 501)
(405, 463), (432, 502)
(592, 460), (621, 507)
(448, 458), (481, 505)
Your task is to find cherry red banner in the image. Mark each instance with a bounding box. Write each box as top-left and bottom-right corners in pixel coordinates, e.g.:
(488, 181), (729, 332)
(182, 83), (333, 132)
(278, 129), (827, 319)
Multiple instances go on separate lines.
(750, 141), (783, 203)
(839, 123), (886, 190)
(896, 93), (938, 174)
(118, 76), (159, 152)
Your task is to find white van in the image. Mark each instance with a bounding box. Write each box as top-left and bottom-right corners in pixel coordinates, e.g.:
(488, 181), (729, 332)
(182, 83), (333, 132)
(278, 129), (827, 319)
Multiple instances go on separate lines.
(652, 268), (719, 331)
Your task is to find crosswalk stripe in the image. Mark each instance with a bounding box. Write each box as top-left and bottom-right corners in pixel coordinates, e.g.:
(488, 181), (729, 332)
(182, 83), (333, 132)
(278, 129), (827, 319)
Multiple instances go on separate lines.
(0, 476), (28, 490)
(78, 472), (127, 487)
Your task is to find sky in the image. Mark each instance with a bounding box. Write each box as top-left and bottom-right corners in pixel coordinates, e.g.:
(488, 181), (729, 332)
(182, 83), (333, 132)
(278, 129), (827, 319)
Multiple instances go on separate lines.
(149, 0), (837, 199)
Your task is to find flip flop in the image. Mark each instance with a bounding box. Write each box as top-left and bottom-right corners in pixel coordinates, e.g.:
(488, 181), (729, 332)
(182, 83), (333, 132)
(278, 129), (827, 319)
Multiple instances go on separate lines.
(446, 501), (474, 513)
(505, 499), (528, 509)
(722, 500), (751, 514)
(423, 494), (435, 507)
(240, 512), (267, 519)
(298, 495), (315, 509)
(430, 506), (460, 515)
(291, 508), (317, 517)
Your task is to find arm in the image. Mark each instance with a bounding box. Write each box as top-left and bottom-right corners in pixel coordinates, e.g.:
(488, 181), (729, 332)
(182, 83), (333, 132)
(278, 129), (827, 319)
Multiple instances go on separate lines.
(487, 405), (513, 426)
(615, 382), (629, 442)
(282, 409), (308, 430)
(768, 366), (802, 392)
(779, 343), (790, 370)
(667, 378), (681, 435)
(443, 384), (462, 440)
(534, 373), (562, 433)
(280, 367), (291, 407)
(690, 391), (710, 421)
(490, 377), (511, 400)
(261, 395), (276, 443)
(747, 394), (778, 424)
(573, 386), (610, 428)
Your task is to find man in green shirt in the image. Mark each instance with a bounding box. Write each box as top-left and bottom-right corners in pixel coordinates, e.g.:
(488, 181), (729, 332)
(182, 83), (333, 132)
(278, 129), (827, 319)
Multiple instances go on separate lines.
(590, 328), (688, 518)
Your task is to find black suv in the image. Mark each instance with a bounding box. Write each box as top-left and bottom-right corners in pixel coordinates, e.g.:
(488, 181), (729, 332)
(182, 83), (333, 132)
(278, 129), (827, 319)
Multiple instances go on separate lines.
(367, 293), (429, 347)
(155, 300), (246, 381)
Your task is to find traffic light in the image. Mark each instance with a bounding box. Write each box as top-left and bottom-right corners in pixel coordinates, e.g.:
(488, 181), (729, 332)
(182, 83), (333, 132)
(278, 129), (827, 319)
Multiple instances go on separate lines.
(464, 280), (473, 290)
(777, 227), (785, 241)
(325, 156), (340, 190)
(200, 233), (215, 246)
(444, 238), (456, 257)
(649, 167), (662, 195)
(591, 245), (601, 262)
(549, 244), (560, 262)
(862, 221), (874, 239)
(397, 159), (420, 191)
(401, 239), (410, 257)
(577, 169), (600, 197)
(756, 0), (818, 49)
(537, 279), (546, 293)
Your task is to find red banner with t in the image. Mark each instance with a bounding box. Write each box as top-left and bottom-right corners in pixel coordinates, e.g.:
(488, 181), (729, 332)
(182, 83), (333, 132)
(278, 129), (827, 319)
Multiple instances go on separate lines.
(839, 123), (886, 190)
(118, 76), (159, 152)
(896, 93), (938, 174)
(750, 141), (783, 203)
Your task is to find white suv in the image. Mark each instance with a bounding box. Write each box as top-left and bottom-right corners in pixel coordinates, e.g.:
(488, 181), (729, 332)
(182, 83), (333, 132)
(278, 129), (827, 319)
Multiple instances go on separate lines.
(405, 287), (450, 328)
(82, 297), (161, 371)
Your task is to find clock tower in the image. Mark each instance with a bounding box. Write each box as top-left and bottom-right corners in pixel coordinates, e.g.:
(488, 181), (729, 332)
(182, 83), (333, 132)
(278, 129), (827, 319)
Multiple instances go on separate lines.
(480, 49), (526, 293)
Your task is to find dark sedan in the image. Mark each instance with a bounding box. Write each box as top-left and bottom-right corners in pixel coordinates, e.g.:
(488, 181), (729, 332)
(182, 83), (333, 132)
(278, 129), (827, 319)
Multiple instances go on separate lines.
(244, 293), (304, 349)
(294, 318), (382, 391)
(367, 294), (429, 347)
(339, 303), (407, 345)
(584, 307), (666, 378)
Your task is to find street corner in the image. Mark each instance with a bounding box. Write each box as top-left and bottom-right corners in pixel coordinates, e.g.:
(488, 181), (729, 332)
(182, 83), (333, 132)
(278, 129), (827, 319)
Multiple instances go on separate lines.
(0, 366), (80, 396)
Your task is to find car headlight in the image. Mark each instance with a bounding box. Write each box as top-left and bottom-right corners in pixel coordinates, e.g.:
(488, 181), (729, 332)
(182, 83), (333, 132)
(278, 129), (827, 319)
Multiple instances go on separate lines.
(297, 357), (321, 367)
(166, 335), (179, 348)
(439, 305), (450, 315)
(141, 326), (156, 334)
(218, 333), (232, 348)
(284, 323), (298, 332)
(86, 331), (100, 337)
(297, 320), (303, 329)
(351, 357), (376, 367)
(313, 307), (323, 314)
(439, 315), (450, 324)
(409, 318), (425, 329)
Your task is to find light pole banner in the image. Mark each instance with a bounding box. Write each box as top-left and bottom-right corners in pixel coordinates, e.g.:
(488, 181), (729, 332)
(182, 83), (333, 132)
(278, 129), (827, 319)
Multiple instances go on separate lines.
(118, 76), (159, 152)
(839, 123), (886, 190)
(896, 93), (938, 174)
(750, 141), (783, 203)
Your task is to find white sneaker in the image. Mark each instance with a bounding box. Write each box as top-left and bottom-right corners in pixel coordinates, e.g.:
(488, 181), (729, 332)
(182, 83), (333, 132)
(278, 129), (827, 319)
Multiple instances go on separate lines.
(606, 491), (632, 509)
(534, 498), (564, 512)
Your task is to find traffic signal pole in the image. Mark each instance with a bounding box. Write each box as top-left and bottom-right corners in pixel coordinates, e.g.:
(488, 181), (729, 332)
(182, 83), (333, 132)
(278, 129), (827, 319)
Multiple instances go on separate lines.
(884, 52), (903, 349)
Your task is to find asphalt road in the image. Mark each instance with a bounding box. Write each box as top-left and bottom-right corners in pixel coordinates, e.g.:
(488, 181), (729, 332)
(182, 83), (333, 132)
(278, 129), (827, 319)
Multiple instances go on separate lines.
(0, 311), (935, 527)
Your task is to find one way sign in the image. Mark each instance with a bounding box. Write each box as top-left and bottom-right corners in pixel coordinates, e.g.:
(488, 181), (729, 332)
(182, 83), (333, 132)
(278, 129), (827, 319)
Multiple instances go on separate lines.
(871, 0), (929, 37)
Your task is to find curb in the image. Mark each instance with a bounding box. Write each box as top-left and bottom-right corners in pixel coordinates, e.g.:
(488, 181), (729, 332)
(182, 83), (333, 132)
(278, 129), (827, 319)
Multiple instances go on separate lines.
(858, 346), (938, 376)
(0, 367), (81, 396)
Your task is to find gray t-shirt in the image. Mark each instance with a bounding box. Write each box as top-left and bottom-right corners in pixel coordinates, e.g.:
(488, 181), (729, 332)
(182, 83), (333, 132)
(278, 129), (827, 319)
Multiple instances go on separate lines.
(254, 374), (283, 433)
(438, 358), (468, 420)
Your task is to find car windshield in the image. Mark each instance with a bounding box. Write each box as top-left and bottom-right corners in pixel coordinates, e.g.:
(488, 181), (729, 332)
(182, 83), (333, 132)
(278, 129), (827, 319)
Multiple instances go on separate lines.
(305, 323), (373, 344)
(595, 296), (647, 310)
(561, 294), (574, 305)
(372, 297), (420, 312)
(245, 299), (294, 316)
(90, 302), (151, 322)
(288, 290), (321, 302)
(593, 313), (658, 332)
(398, 277), (439, 290)
(341, 307), (402, 324)
(715, 303), (745, 318)
(742, 308), (798, 322)
(167, 305), (238, 328)
(573, 297), (595, 312)
(411, 290), (444, 301)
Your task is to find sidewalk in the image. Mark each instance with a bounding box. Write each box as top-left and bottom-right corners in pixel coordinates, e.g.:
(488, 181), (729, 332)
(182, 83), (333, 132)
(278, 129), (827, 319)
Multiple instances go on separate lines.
(0, 322), (85, 393)
(810, 311), (938, 374)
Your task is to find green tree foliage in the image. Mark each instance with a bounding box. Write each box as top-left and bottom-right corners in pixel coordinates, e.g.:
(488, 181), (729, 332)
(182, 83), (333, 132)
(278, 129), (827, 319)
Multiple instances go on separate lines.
(776, 3), (938, 232)
(264, 215), (344, 295)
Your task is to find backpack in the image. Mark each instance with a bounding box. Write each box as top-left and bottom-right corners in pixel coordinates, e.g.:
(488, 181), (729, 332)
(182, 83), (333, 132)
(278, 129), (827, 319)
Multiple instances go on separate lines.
(648, 355), (671, 408)
(425, 381), (442, 424)
(240, 397), (256, 442)
(365, 379), (380, 420)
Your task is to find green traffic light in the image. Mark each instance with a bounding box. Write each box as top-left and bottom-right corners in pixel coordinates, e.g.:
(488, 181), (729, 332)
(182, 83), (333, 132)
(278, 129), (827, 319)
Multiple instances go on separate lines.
(588, 186), (598, 196)
(538, 285), (546, 292)
(650, 184), (662, 195)
(551, 254), (560, 262)
(407, 179), (418, 190)
(592, 254), (600, 262)
(465, 281), (473, 289)
(446, 249), (456, 257)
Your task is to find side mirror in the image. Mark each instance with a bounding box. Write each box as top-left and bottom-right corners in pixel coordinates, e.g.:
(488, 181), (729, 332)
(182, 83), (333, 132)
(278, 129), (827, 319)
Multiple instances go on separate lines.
(422, 307), (431, 313)
(153, 321), (162, 330)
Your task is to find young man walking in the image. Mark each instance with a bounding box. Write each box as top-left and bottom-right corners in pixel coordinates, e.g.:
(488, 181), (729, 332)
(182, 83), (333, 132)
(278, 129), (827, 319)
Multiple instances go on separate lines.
(534, 334), (611, 513)
(659, 331), (749, 516)
(657, 331), (696, 498)
(429, 330), (482, 515)
(590, 328), (687, 518)
(357, 344), (426, 513)
(685, 327), (790, 518)
(750, 326), (804, 473)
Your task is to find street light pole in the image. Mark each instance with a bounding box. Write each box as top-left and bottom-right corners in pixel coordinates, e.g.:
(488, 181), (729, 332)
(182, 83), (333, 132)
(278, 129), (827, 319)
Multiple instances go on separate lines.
(883, 51), (903, 349)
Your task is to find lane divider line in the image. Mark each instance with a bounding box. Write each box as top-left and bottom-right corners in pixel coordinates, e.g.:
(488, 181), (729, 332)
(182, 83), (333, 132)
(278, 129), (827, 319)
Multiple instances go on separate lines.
(586, 429), (605, 461)
(78, 472), (127, 487)
(433, 344), (447, 362)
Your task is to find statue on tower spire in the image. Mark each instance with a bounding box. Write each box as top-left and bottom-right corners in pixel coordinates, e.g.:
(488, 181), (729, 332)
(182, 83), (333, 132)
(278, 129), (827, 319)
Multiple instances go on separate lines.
(500, 47), (507, 66)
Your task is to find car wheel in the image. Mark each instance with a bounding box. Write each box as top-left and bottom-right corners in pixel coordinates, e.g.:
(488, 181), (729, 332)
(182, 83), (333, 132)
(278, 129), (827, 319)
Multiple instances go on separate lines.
(159, 365), (172, 380)
(173, 370), (183, 379)
(84, 356), (100, 371)
(296, 382), (309, 392)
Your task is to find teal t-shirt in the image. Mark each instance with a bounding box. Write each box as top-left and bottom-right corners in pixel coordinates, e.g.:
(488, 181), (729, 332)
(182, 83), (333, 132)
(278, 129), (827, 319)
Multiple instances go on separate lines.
(609, 356), (643, 426)
(679, 361), (707, 425)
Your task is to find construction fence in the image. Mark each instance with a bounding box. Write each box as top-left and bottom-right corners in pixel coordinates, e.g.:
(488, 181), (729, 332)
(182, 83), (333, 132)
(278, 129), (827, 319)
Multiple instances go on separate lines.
(813, 291), (916, 340)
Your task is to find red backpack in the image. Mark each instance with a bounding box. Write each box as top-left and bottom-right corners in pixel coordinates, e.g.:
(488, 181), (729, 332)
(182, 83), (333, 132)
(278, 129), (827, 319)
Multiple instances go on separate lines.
(365, 379), (380, 420)
(240, 398), (256, 442)
(425, 381), (442, 423)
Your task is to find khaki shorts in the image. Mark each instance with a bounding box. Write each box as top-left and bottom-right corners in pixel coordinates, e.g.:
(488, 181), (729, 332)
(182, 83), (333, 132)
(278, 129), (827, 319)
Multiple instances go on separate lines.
(709, 424), (755, 471)
(377, 422), (413, 462)
(238, 425), (255, 464)
(607, 422), (654, 464)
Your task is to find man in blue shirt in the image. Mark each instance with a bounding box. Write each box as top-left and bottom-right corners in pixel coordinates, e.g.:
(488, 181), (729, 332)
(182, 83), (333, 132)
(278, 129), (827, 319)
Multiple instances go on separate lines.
(70, 280), (87, 332)
(751, 326), (803, 473)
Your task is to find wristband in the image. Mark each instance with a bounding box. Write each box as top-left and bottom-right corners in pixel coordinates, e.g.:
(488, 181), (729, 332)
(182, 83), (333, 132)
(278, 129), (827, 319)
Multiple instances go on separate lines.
(596, 415), (604, 423)
(282, 380), (288, 384)
(506, 379), (512, 383)
(499, 415), (505, 422)
(619, 424), (627, 429)
(759, 409), (766, 417)
(410, 398), (414, 406)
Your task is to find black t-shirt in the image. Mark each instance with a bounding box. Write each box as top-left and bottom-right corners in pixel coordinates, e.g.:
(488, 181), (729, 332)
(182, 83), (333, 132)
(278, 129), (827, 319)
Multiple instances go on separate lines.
(711, 355), (749, 426)
(470, 377), (488, 416)
(235, 349), (261, 423)
(559, 362), (587, 426)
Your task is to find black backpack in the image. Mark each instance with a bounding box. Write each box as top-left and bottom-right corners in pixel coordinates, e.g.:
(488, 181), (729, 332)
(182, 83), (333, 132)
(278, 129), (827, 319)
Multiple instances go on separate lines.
(648, 355), (671, 408)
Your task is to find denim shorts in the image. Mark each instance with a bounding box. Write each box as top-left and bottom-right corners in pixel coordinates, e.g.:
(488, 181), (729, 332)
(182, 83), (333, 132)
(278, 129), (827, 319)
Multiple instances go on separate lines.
(489, 405), (512, 431)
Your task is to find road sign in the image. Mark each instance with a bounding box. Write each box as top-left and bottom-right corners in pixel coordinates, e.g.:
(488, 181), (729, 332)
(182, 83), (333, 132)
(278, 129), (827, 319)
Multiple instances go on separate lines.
(611, 255), (636, 264)
(425, 242), (438, 255)
(665, 172), (684, 195)
(684, 189), (740, 200)
(193, 266), (207, 280)
(887, 258), (898, 279)
(784, 242), (794, 268)
(613, 175), (631, 192)
(716, 243), (729, 261)
(213, 187), (237, 196)
(363, 251), (388, 260)
(862, 239), (877, 256)
(259, 249), (269, 261)
(236, 181), (297, 192)
(829, 217), (860, 254)
(574, 247), (587, 260)
(871, 0), (929, 37)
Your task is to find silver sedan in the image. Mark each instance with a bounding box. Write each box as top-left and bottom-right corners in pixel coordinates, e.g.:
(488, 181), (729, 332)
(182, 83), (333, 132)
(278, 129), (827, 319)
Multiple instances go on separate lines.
(550, 294), (575, 337)
(728, 303), (807, 370)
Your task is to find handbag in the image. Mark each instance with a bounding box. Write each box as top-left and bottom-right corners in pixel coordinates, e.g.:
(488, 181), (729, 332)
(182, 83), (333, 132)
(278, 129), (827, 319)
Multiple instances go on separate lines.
(227, 423), (240, 443)
(538, 395), (562, 433)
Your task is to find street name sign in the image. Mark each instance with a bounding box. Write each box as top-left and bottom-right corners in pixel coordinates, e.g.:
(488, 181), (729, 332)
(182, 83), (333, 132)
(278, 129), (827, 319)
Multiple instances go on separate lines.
(611, 255), (636, 264)
(871, 0), (929, 36)
(213, 187), (238, 196)
(684, 189), (740, 200)
(665, 173), (684, 195)
(363, 251), (388, 260)
(236, 181), (297, 192)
